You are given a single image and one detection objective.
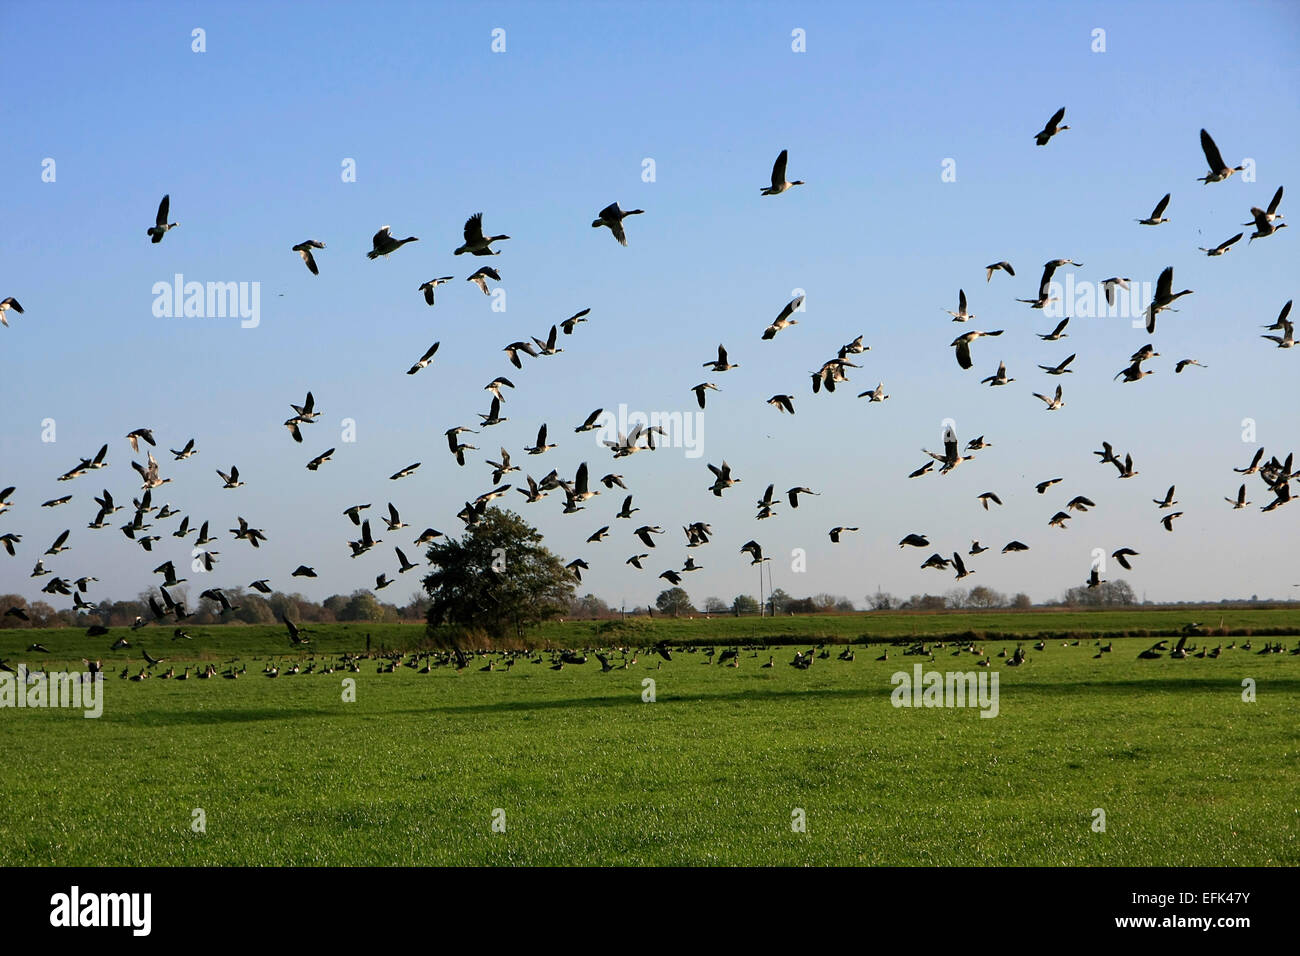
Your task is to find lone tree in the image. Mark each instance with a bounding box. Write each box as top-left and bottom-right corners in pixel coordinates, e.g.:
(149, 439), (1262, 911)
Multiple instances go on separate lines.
(422, 507), (575, 642)
(655, 587), (694, 617)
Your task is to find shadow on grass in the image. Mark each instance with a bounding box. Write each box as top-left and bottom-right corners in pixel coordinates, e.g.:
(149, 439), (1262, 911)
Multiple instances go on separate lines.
(129, 708), (339, 726)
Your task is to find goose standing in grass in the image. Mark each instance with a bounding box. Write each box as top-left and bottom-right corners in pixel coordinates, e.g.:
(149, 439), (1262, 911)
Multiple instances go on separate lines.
(1197, 128), (1244, 184)
(146, 194), (178, 243)
(1144, 266), (1193, 333)
(1137, 192), (1171, 225)
(454, 212), (509, 256)
(1032, 384), (1064, 410)
(292, 240), (326, 274)
(762, 295), (804, 339)
(591, 202), (644, 245)
(1033, 107), (1069, 146)
(761, 149), (804, 195)
(951, 330), (1003, 369)
(406, 341), (440, 375)
(0, 296), (24, 327)
(946, 289), (975, 322)
(1199, 232), (1243, 256)
(985, 261), (1014, 281)
(367, 225), (418, 259)
(418, 276), (455, 305)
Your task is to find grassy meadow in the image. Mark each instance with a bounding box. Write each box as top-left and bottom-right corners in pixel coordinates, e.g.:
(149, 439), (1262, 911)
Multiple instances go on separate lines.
(1, 608), (1298, 866)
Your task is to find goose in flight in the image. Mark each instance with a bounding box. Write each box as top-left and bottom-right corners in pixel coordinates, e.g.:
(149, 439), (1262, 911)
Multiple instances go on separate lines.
(985, 261), (1014, 281)
(828, 526), (859, 543)
(503, 340), (537, 368)
(952, 552), (973, 580)
(0, 296), (24, 327)
(1048, 511), (1071, 529)
(1261, 316), (1295, 348)
(1002, 541), (1030, 553)
(1144, 266), (1193, 333)
(417, 276), (455, 306)
(601, 473), (626, 489)
(406, 341), (440, 375)
(703, 344), (739, 372)
(147, 194), (178, 243)
(839, 335), (868, 356)
(1248, 206), (1288, 242)
(292, 240), (326, 274)
(978, 492), (1002, 510)
(1263, 300), (1292, 331)
(1032, 384), (1065, 410)
(920, 553), (952, 571)
(1137, 192), (1171, 225)
(567, 462), (599, 503)
(923, 424), (974, 474)
(762, 295), (804, 340)
(946, 289), (975, 322)
(306, 448), (335, 471)
(898, 533), (930, 549)
(626, 553), (649, 569)
(1174, 359), (1207, 373)
(692, 382), (720, 409)
(755, 483), (779, 518)
(739, 540), (768, 564)
(455, 212), (509, 256)
(707, 460), (741, 496)
(374, 573), (393, 590)
(487, 448), (520, 483)
(1245, 185), (1285, 225)
(1038, 353), (1075, 376)
(1234, 448), (1265, 474)
(908, 461), (934, 479)
(343, 503), (371, 526)
(532, 324), (563, 356)
(1035, 477), (1063, 494)
(383, 503), (408, 531)
(970, 540), (988, 555)
(1102, 278), (1131, 307)
(761, 149), (804, 195)
(217, 466), (244, 489)
(787, 487), (819, 508)
(574, 408), (604, 433)
(1197, 128), (1244, 184)
(767, 394), (795, 414)
(1199, 232), (1243, 256)
(951, 330), (1003, 369)
(1153, 486), (1178, 509)
(1033, 107), (1069, 146)
(981, 360), (1014, 386)
(44, 529), (70, 555)
(525, 424), (556, 455)
(1086, 568), (1105, 589)
(484, 376), (516, 403)
(1066, 495), (1095, 512)
(389, 462), (421, 480)
(517, 475), (548, 503)
(468, 265), (502, 295)
(41, 495), (72, 508)
(586, 526), (609, 543)
(1114, 359), (1156, 383)
(566, 559), (590, 583)
(658, 569), (682, 585)
(592, 202), (645, 245)
(479, 395), (507, 426)
(857, 382), (889, 402)
(368, 225), (418, 259)
(0, 532), (21, 556)
(126, 428), (156, 452)
(169, 438), (198, 460)
(1113, 453), (1139, 479)
(1112, 548), (1139, 570)
(1040, 319), (1071, 343)
(1160, 511), (1184, 532)
(1226, 484), (1252, 509)
(560, 308), (591, 334)
(230, 516), (267, 547)
(635, 525), (664, 548)
(414, 528), (443, 546)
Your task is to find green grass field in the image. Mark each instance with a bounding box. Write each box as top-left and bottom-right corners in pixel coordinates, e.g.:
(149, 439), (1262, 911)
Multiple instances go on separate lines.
(2, 610), (1298, 866)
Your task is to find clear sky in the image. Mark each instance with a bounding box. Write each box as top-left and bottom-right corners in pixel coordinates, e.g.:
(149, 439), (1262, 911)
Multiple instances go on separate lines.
(1, 0), (1298, 611)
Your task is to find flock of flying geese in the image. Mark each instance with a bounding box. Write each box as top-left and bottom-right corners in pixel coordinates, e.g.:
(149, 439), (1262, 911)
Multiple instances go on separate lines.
(0, 115), (1295, 662)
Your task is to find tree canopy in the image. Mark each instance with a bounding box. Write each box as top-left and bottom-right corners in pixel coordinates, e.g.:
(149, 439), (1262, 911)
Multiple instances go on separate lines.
(422, 507), (575, 640)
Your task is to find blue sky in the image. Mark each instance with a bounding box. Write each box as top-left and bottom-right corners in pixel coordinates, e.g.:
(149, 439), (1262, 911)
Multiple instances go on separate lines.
(1, 0), (1298, 610)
